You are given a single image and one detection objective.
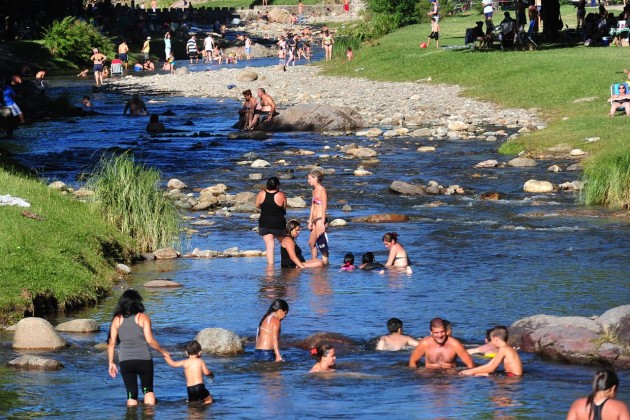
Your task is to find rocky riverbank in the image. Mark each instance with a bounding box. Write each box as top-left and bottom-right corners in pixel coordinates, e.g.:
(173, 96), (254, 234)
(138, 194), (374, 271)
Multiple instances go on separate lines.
(108, 64), (544, 136)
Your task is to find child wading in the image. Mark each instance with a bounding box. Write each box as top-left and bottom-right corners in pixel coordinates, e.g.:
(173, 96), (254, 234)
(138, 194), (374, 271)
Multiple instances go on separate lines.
(164, 340), (214, 404)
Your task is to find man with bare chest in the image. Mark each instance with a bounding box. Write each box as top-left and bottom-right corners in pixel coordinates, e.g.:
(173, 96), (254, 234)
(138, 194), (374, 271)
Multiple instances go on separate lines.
(409, 318), (474, 369)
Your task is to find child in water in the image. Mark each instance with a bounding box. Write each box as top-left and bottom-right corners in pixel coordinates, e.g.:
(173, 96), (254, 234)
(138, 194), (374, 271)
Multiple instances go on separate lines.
(309, 345), (336, 373)
(460, 326), (523, 377)
(376, 318), (419, 351)
(359, 252), (384, 270)
(467, 327), (498, 357)
(164, 340), (214, 404)
(341, 253), (355, 270)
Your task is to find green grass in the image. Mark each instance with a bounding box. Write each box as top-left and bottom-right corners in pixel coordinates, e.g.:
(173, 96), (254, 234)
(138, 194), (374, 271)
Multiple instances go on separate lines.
(0, 168), (135, 326)
(321, 5), (630, 156)
(581, 149), (630, 208)
(87, 154), (181, 253)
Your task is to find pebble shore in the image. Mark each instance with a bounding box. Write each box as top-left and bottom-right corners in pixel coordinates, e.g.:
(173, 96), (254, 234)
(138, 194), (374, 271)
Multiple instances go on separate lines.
(109, 64), (544, 132)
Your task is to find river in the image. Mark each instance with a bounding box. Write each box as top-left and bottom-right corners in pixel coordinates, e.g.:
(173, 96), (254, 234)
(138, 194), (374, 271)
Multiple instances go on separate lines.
(0, 59), (628, 419)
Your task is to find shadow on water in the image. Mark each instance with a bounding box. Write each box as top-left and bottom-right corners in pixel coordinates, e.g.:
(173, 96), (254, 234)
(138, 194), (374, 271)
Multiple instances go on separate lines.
(1, 69), (629, 418)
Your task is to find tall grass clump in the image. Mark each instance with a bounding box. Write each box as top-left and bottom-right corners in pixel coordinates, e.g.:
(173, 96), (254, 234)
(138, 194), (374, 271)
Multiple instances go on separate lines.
(581, 148), (630, 209)
(88, 153), (181, 252)
(333, 36), (362, 59)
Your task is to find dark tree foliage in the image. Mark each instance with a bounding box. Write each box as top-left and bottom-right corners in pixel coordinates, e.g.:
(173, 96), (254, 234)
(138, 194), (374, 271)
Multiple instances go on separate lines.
(368, 0), (420, 27)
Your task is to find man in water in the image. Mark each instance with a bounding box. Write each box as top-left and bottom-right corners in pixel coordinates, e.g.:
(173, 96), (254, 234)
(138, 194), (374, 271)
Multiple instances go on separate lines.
(409, 318), (474, 369)
(123, 94), (148, 116)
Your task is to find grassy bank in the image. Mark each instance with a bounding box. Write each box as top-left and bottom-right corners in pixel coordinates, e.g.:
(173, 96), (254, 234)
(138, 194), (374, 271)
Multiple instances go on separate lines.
(324, 5), (629, 156)
(0, 168), (136, 326)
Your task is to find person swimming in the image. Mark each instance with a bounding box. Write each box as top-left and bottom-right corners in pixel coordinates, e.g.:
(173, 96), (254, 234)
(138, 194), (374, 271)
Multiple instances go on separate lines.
(341, 253), (355, 270)
(359, 252), (384, 270)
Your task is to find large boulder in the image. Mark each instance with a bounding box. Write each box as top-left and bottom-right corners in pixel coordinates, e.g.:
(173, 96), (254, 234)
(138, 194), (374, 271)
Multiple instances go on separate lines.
(389, 181), (425, 195)
(508, 157), (537, 167)
(13, 318), (68, 350)
(260, 104), (365, 132)
(195, 327), (244, 355)
(144, 279), (183, 288)
(55, 319), (100, 333)
(351, 214), (411, 223)
(294, 332), (360, 352)
(154, 248), (179, 259)
(596, 305), (630, 345)
(8, 355), (63, 370)
(523, 179), (554, 193)
(237, 70), (258, 82)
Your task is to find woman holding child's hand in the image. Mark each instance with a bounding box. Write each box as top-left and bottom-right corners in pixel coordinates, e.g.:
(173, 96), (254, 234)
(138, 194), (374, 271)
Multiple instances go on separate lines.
(107, 289), (169, 406)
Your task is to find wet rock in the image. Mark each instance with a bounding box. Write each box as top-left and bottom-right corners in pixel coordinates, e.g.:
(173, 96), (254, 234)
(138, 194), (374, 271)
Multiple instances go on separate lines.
(195, 327), (244, 355)
(566, 163), (583, 171)
(351, 214), (410, 223)
(8, 355), (63, 370)
(480, 191), (504, 200)
(261, 104), (365, 132)
(389, 180), (424, 195)
(558, 181), (584, 191)
(13, 318), (68, 350)
(411, 128), (432, 137)
(287, 196), (308, 208)
(508, 157), (537, 167)
(329, 218), (347, 227)
(227, 131), (270, 140)
(345, 148), (377, 158)
(55, 319), (100, 333)
(201, 184), (228, 196)
(474, 159), (499, 168)
(342, 204), (352, 212)
(144, 279), (183, 288)
(447, 121), (468, 131)
(294, 332), (360, 352)
(192, 196), (218, 211)
(190, 248), (221, 258)
(523, 180), (554, 193)
(249, 173), (263, 180)
(167, 179), (187, 190)
(154, 248), (179, 259)
(356, 128), (383, 137)
(354, 167), (372, 176)
(116, 263), (131, 274)
(417, 146), (435, 152)
(548, 165), (562, 172)
(237, 70), (258, 82)
(251, 159), (271, 168)
(596, 305), (630, 345)
(141, 252), (156, 260)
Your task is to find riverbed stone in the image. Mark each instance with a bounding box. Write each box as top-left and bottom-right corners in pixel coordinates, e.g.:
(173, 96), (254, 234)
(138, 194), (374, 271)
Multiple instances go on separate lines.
(570, 148), (587, 156)
(8, 355), (63, 370)
(167, 178), (187, 190)
(417, 146), (436, 152)
(480, 191), (504, 200)
(261, 104), (365, 132)
(144, 279), (183, 288)
(566, 163), (583, 171)
(596, 305), (630, 345)
(251, 159), (271, 168)
(411, 128), (432, 137)
(329, 218), (347, 227)
(48, 181), (67, 191)
(354, 167), (372, 176)
(237, 70), (258, 82)
(389, 180), (424, 195)
(201, 184), (228, 196)
(195, 327), (244, 355)
(227, 131), (270, 140)
(154, 248), (179, 259)
(345, 148), (377, 158)
(13, 318), (68, 350)
(174, 67), (190, 75)
(523, 180), (554, 193)
(508, 157), (537, 167)
(548, 165), (562, 172)
(447, 121), (468, 131)
(55, 319), (100, 333)
(287, 196), (308, 208)
(116, 263), (131, 274)
(475, 159), (499, 168)
(294, 332), (360, 352)
(351, 214), (411, 223)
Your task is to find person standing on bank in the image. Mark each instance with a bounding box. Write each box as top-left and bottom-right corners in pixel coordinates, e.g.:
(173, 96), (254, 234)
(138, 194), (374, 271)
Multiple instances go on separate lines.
(107, 289), (169, 406)
(256, 176), (287, 265)
(307, 169), (329, 264)
(90, 48), (107, 87)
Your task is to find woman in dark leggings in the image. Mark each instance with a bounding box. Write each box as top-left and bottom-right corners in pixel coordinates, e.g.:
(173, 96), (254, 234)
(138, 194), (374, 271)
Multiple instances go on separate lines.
(107, 289), (169, 406)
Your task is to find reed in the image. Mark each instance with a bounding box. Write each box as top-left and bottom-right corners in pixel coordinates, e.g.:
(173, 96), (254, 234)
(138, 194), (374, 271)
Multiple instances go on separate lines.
(581, 148), (630, 209)
(332, 36), (362, 59)
(88, 153), (181, 252)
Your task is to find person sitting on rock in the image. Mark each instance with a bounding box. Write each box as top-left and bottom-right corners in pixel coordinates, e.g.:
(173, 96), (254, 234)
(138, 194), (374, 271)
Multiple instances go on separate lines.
(247, 88), (276, 130)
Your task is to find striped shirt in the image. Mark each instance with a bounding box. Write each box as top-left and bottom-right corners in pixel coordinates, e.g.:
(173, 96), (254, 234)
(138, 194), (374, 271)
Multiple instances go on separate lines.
(187, 38), (198, 53)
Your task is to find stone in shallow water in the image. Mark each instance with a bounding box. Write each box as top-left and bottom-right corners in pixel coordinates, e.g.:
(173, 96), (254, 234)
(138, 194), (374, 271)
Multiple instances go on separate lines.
(55, 319), (100, 333)
(9, 355), (63, 370)
(144, 279), (183, 288)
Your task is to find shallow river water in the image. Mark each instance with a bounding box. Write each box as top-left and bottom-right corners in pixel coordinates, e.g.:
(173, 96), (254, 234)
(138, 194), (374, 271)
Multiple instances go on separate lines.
(0, 66), (629, 419)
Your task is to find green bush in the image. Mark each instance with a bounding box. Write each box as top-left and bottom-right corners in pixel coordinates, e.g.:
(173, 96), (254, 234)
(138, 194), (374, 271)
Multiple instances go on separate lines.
(42, 17), (115, 65)
(333, 36), (362, 59)
(87, 153), (181, 252)
(581, 149), (630, 209)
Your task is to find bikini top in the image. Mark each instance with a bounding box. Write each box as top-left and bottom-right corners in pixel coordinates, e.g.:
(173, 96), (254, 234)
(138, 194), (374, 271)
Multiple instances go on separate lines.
(312, 197), (322, 205)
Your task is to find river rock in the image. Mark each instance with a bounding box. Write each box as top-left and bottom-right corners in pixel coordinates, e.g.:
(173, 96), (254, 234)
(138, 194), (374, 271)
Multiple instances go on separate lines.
(346, 148), (377, 158)
(508, 157), (537, 167)
(411, 128), (432, 137)
(389, 180), (424, 195)
(523, 180), (554, 193)
(354, 167), (372, 176)
(192, 195), (218, 210)
(351, 214), (410, 223)
(287, 196), (307, 208)
(13, 317), (68, 350)
(596, 305), (630, 345)
(570, 149), (586, 156)
(447, 121), (468, 131)
(48, 181), (67, 191)
(480, 191), (504, 200)
(154, 248), (179, 259)
(55, 319), (100, 333)
(116, 263), (131, 274)
(237, 70), (258, 82)
(201, 184), (228, 196)
(167, 179), (187, 190)
(8, 355), (63, 370)
(267, 8), (293, 23)
(144, 279), (183, 287)
(329, 218), (347, 227)
(417, 146), (436, 152)
(195, 327), (244, 355)
(566, 163), (583, 171)
(251, 159), (270, 168)
(227, 131), (270, 140)
(548, 165), (562, 172)
(357, 127), (383, 137)
(174, 67), (190, 75)
(294, 332), (360, 352)
(475, 159), (499, 168)
(261, 104), (365, 132)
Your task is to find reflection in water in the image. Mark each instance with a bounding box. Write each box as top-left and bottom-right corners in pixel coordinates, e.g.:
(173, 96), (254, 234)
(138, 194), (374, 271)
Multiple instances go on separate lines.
(309, 268), (332, 316)
(258, 266), (299, 302)
(260, 370), (287, 418)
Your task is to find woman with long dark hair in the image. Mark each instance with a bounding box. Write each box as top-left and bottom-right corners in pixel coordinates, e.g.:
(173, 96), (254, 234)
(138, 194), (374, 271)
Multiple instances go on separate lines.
(256, 176), (287, 265)
(107, 289), (169, 406)
(254, 298), (289, 362)
(566, 369), (630, 420)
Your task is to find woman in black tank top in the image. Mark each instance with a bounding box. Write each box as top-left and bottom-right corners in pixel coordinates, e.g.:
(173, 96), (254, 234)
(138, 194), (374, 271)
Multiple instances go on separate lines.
(566, 369), (630, 420)
(255, 177), (287, 265)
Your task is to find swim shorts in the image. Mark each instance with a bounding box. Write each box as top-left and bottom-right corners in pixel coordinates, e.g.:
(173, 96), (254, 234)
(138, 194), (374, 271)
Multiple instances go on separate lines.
(258, 227), (285, 237)
(119, 53), (128, 63)
(93, 64), (104, 72)
(187, 383), (211, 402)
(254, 349), (276, 361)
(6, 103), (22, 116)
(429, 31), (440, 40)
(189, 51), (198, 59)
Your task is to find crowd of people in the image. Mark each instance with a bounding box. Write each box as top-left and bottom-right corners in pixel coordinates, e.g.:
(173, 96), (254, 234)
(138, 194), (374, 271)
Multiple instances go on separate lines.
(106, 291), (629, 418)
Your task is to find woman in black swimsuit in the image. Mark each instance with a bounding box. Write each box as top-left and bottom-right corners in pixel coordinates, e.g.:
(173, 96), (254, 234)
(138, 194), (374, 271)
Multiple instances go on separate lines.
(279, 220), (325, 268)
(566, 369), (630, 420)
(256, 177), (287, 265)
